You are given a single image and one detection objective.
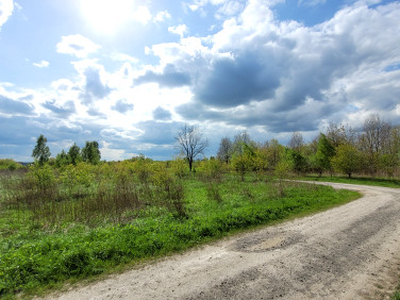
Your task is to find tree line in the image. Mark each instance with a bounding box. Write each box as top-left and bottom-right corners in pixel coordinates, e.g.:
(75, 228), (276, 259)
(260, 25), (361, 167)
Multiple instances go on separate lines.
(214, 115), (400, 178)
(30, 114), (400, 179)
(32, 135), (101, 166)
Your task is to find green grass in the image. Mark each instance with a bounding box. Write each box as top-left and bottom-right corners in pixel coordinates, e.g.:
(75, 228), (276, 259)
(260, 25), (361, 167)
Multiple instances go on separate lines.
(0, 175), (360, 298)
(394, 290), (400, 300)
(300, 174), (400, 188)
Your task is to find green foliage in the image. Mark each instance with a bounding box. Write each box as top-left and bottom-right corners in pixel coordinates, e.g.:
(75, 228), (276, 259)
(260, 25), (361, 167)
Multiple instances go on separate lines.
(170, 157), (188, 179)
(68, 143), (82, 165)
(82, 141), (101, 165)
(0, 159), (24, 171)
(0, 175), (359, 297)
(315, 133), (335, 175)
(55, 150), (69, 168)
(197, 158), (225, 181)
(288, 149), (308, 174)
(32, 134), (51, 166)
(331, 144), (362, 178)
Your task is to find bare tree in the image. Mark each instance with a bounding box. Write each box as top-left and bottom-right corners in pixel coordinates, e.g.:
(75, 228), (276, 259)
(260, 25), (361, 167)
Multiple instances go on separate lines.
(175, 124), (209, 171)
(358, 114), (391, 176)
(326, 122), (356, 147)
(217, 137), (233, 164)
(288, 131), (304, 152)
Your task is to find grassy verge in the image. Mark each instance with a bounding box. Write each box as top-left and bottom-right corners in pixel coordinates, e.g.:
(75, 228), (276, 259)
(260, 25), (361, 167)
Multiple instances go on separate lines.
(300, 174), (400, 188)
(0, 176), (360, 299)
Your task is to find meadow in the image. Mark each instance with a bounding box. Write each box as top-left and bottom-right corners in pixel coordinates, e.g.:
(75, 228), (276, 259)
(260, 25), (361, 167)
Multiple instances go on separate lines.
(0, 159), (361, 298)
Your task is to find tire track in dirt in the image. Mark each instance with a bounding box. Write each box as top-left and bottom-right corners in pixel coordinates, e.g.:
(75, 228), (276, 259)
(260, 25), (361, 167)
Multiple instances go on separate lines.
(48, 182), (400, 300)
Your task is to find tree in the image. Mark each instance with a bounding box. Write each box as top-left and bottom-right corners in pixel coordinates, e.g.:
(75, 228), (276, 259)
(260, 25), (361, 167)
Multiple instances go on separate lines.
(32, 134), (51, 165)
(288, 131), (304, 152)
(232, 131), (253, 156)
(82, 141), (101, 165)
(315, 133), (335, 176)
(68, 143), (82, 165)
(326, 122), (356, 148)
(55, 150), (69, 167)
(175, 124), (209, 172)
(358, 114), (391, 176)
(217, 137), (233, 164)
(331, 144), (362, 178)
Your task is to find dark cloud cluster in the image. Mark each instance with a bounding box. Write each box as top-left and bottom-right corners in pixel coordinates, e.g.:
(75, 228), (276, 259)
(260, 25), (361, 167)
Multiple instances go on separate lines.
(152, 106), (171, 120)
(193, 52), (281, 107)
(134, 64), (191, 88)
(0, 95), (34, 115)
(80, 67), (111, 104)
(42, 100), (76, 117)
(171, 1), (400, 133)
(112, 99), (134, 113)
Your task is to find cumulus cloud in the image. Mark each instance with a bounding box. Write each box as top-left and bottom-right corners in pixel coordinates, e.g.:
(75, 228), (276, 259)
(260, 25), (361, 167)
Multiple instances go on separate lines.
(56, 34), (100, 58)
(80, 66), (112, 104)
(132, 5), (152, 24)
(153, 106), (172, 121)
(33, 60), (50, 68)
(154, 10), (171, 22)
(0, 95), (34, 115)
(0, 0), (13, 29)
(110, 52), (138, 63)
(42, 100), (76, 117)
(154, 0), (400, 132)
(112, 99), (134, 113)
(135, 64), (191, 88)
(168, 24), (188, 38)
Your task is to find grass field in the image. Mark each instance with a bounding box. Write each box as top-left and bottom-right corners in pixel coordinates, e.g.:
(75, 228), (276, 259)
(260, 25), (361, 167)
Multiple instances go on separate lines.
(0, 165), (361, 299)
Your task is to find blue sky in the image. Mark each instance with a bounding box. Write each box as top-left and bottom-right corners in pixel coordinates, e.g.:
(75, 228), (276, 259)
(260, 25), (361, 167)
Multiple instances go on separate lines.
(0, 0), (400, 161)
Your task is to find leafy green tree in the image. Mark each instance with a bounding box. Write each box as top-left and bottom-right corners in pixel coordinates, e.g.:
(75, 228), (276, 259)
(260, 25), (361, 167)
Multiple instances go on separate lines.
(331, 144), (362, 178)
(55, 150), (69, 168)
(68, 143), (82, 165)
(315, 133), (335, 176)
(32, 134), (51, 165)
(82, 141), (101, 165)
(288, 149), (308, 174)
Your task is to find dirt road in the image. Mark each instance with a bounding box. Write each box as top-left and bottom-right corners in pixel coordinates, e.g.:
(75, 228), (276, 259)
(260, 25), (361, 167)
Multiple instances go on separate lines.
(50, 182), (400, 299)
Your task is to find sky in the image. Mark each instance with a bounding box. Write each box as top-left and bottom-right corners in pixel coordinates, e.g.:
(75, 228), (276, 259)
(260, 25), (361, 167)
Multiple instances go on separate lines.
(0, 0), (399, 161)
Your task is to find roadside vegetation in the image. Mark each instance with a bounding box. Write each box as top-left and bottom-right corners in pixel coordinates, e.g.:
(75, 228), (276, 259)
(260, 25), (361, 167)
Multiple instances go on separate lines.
(0, 159), (359, 298)
(1, 114), (400, 298)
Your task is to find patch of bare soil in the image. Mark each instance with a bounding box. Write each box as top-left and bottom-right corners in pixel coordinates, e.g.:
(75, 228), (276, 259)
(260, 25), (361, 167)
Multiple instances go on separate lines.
(47, 183), (400, 299)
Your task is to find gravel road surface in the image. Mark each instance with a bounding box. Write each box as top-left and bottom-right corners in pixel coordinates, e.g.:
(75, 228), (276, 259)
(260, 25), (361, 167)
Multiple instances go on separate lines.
(48, 182), (400, 299)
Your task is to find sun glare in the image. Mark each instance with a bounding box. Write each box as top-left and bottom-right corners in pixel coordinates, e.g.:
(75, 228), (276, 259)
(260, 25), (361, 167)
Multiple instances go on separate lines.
(81, 0), (135, 34)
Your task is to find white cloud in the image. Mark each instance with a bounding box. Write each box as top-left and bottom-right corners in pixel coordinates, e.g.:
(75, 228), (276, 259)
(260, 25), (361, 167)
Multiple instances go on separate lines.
(154, 10), (171, 22)
(187, 0), (228, 11)
(33, 60), (50, 68)
(132, 5), (152, 25)
(148, 0), (400, 134)
(56, 34), (100, 58)
(110, 52), (138, 64)
(100, 141), (134, 161)
(0, 0), (13, 29)
(168, 24), (188, 38)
